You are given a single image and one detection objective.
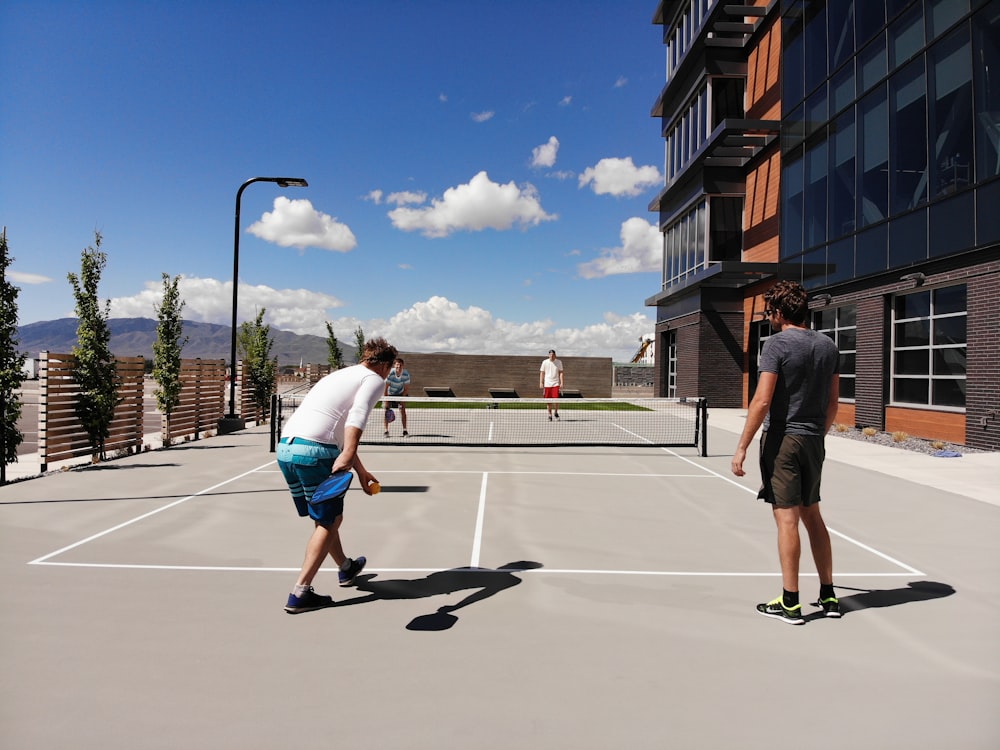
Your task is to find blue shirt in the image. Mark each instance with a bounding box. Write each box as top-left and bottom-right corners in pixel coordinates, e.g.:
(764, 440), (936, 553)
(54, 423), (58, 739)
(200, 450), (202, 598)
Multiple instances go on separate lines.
(385, 368), (410, 396)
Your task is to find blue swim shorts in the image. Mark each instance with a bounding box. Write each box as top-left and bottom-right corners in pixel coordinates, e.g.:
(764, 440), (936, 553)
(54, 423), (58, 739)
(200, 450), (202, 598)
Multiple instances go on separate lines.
(276, 437), (344, 526)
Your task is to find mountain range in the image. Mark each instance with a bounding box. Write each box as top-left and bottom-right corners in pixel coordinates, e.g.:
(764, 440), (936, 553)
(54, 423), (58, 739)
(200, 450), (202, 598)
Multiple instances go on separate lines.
(16, 318), (357, 366)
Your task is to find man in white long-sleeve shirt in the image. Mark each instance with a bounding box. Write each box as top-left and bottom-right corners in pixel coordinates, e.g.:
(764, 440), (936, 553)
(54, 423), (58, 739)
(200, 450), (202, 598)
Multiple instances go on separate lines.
(277, 337), (397, 613)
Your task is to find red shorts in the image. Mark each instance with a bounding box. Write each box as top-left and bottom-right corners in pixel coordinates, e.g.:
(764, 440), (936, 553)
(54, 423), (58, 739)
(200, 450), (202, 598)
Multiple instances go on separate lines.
(543, 386), (560, 399)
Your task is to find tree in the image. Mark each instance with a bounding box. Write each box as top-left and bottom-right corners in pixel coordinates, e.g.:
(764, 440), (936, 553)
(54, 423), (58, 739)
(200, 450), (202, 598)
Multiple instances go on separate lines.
(152, 273), (188, 444)
(67, 231), (121, 461)
(0, 227), (27, 484)
(325, 322), (344, 370)
(354, 325), (366, 363)
(238, 308), (276, 421)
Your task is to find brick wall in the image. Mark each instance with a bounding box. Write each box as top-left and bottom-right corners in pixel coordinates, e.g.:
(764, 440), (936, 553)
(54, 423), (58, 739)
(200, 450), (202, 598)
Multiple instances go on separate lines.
(966, 266), (1000, 449)
(853, 296), (887, 430)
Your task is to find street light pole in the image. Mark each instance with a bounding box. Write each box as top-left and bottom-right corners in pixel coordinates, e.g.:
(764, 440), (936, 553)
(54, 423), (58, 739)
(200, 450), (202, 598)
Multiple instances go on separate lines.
(220, 176), (308, 433)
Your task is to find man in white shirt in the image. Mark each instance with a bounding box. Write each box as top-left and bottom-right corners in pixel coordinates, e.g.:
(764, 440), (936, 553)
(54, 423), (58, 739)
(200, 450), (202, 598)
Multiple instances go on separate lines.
(539, 349), (564, 421)
(277, 337), (397, 613)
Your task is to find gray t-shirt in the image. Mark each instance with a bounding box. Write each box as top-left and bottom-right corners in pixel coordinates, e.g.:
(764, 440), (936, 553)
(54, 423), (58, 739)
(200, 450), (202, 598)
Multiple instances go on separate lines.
(758, 327), (839, 436)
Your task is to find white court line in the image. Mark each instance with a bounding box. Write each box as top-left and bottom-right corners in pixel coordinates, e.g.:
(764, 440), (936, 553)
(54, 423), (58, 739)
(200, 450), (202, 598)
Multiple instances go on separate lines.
(27, 460), (277, 566)
(470, 473), (488, 568)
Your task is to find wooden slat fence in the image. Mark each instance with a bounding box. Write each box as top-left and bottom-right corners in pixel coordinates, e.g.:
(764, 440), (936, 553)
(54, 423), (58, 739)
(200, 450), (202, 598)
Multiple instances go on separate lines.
(38, 352), (145, 470)
(161, 358), (226, 444)
(239, 360), (277, 425)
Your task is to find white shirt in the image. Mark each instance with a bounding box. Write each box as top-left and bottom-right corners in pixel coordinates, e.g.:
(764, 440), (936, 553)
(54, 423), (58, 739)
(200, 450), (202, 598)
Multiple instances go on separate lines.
(280, 364), (385, 448)
(540, 358), (563, 387)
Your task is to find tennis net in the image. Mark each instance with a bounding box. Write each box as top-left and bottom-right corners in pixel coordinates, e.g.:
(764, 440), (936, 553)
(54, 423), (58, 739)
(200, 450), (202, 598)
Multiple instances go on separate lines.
(272, 396), (707, 454)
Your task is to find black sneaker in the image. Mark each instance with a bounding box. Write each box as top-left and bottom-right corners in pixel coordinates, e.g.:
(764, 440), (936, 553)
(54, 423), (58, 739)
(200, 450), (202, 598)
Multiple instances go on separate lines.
(284, 587), (333, 614)
(756, 596), (804, 625)
(554, 412), (559, 420)
(812, 596), (842, 618)
(548, 415), (552, 421)
(402, 430), (409, 437)
(383, 431), (389, 438)
(338, 556), (366, 586)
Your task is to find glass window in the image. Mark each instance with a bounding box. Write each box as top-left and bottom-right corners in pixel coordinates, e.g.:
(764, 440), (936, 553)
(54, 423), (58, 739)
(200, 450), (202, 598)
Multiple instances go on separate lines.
(783, 3), (806, 109)
(929, 190), (975, 256)
(783, 103), (807, 153)
(806, 84), (829, 135)
(888, 208), (928, 267)
(856, 222), (888, 276)
(890, 60), (928, 212)
(929, 28), (974, 197)
(891, 285), (967, 407)
(827, 236), (854, 283)
(859, 86), (889, 226)
(805, 135), (829, 248)
(804, 0), (828, 95)
(928, 0), (970, 40)
(782, 148), (805, 257)
(856, 0), (886, 46)
(802, 245), (827, 288)
(973, 0), (1000, 180)
(830, 109), (856, 237)
(829, 0), (856, 70)
(812, 304), (858, 401)
(889, 4), (925, 69)
(831, 59), (856, 114)
(859, 33), (888, 92)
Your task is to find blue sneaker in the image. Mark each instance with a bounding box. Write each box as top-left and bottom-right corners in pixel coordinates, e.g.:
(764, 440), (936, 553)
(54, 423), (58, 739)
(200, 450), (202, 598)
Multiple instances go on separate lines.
(339, 556), (366, 586)
(284, 587), (333, 614)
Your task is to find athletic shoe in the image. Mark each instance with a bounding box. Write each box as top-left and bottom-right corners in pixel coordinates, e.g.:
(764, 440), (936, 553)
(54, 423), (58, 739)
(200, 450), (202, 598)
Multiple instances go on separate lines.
(756, 596), (804, 625)
(284, 587), (333, 614)
(339, 556), (366, 586)
(548, 415), (552, 421)
(554, 412), (559, 420)
(812, 596), (842, 618)
(402, 430), (409, 437)
(383, 431), (389, 438)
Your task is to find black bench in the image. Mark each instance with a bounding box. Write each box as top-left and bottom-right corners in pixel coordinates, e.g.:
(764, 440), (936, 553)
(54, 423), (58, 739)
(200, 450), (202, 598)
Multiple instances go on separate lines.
(488, 387), (519, 408)
(560, 389), (582, 398)
(423, 386), (455, 397)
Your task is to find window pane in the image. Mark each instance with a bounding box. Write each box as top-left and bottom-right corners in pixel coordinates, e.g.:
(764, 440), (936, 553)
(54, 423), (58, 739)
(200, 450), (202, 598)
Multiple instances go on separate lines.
(859, 34), (888, 92)
(889, 5), (924, 69)
(806, 85), (829, 135)
(782, 149), (805, 256)
(831, 60), (856, 115)
(839, 352), (857, 374)
(860, 87), (889, 226)
(889, 60), (928, 212)
(839, 304), (857, 327)
(830, 110), (856, 236)
(856, 222), (887, 276)
(896, 319), (930, 346)
(894, 378), (929, 403)
(827, 235), (854, 283)
(895, 290), (931, 318)
(830, 0), (856, 69)
(934, 316), (967, 345)
(840, 377), (856, 399)
(783, 6), (806, 109)
(805, 136), (829, 247)
(934, 284), (967, 313)
(929, 29), (974, 197)
(973, 1), (1000, 179)
(839, 327), (857, 350)
(928, 0), (970, 40)
(929, 190), (975, 257)
(857, 0), (886, 45)
(802, 246), (827, 288)
(934, 348), (967, 376)
(888, 208), (927, 267)
(896, 349), (930, 374)
(814, 309), (837, 330)
(933, 378), (966, 407)
(804, 0), (828, 94)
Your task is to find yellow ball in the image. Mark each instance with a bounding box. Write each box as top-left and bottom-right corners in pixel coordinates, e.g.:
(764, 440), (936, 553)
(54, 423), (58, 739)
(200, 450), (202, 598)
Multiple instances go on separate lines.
(370, 482), (381, 494)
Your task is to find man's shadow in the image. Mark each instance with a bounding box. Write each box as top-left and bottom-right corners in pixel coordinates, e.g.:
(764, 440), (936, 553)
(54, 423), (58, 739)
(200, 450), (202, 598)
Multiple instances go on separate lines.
(818, 581), (955, 620)
(334, 560), (543, 631)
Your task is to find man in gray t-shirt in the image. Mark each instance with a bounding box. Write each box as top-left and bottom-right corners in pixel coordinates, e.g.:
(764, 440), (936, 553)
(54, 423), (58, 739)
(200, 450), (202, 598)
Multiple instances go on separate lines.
(732, 281), (842, 625)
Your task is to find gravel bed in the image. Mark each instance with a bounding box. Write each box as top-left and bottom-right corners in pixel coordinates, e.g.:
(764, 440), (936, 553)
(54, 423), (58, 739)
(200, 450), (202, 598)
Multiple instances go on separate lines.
(828, 425), (989, 456)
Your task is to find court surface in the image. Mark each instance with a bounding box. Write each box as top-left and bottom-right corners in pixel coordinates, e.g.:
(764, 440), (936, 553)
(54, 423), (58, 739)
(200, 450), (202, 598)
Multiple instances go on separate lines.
(1, 422), (998, 749)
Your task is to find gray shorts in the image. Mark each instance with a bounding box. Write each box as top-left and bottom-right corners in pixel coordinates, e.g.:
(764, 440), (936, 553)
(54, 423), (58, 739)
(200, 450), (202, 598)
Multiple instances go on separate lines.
(757, 432), (825, 508)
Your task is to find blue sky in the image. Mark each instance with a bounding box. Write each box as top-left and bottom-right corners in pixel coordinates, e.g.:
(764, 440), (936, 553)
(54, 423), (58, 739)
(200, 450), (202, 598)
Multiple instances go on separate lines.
(2, 0), (666, 362)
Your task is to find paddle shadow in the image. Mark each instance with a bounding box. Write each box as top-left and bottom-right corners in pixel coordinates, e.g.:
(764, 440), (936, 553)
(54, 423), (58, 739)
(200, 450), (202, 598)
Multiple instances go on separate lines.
(335, 560), (543, 631)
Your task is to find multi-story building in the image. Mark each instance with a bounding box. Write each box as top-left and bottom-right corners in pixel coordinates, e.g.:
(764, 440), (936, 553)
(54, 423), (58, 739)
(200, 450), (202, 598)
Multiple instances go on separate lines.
(646, 0), (1000, 450)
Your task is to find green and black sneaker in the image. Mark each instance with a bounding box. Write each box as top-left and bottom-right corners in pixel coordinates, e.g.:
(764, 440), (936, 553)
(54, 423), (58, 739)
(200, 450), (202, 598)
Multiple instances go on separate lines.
(812, 596), (842, 618)
(756, 596), (805, 625)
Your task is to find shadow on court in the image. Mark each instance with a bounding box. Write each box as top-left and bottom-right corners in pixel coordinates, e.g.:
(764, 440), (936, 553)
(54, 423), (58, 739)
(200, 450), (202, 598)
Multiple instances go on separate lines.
(334, 560), (544, 631)
(836, 580), (956, 615)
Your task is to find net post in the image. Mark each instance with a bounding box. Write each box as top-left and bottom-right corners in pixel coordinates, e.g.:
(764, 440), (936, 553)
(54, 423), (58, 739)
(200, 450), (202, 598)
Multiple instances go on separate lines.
(700, 399), (708, 457)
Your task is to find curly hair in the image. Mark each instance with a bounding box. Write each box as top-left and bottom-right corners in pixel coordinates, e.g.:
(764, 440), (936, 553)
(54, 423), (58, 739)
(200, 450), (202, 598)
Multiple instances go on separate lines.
(361, 337), (398, 366)
(764, 280), (809, 325)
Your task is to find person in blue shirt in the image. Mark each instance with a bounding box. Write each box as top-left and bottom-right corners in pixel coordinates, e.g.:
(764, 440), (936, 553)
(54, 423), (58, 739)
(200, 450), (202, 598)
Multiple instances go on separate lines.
(384, 357), (410, 437)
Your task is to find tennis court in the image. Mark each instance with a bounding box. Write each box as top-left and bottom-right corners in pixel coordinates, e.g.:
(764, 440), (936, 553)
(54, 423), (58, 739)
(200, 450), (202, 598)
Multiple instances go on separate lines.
(1, 416), (997, 749)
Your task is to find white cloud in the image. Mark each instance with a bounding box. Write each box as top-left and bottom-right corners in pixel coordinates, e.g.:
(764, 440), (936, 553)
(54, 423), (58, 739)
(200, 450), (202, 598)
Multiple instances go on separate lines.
(439, 93), (448, 102)
(578, 157), (662, 197)
(531, 136), (560, 168)
(365, 190), (383, 204)
(8, 270), (52, 284)
(386, 190), (427, 206)
(247, 197), (357, 252)
(108, 275), (345, 334)
(387, 171), (557, 238)
(577, 217), (661, 279)
(471, 110), (494, 122)
(548, 170), (575, 180)
(614, 76), (628, 88)
(328, 295), (652, 360)
(559, 96), (572, 106)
